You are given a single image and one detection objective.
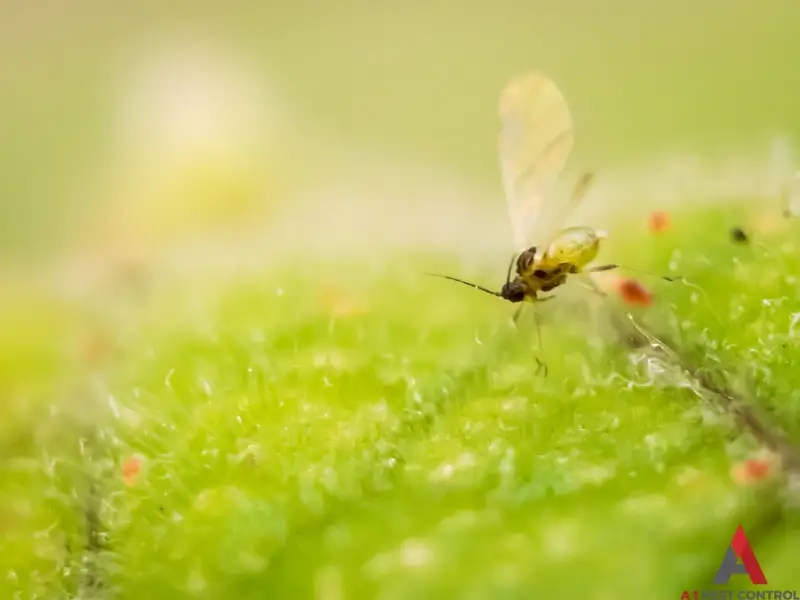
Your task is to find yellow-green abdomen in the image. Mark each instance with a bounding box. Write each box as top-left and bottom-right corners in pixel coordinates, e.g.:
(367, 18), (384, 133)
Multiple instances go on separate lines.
(543, 226), (602, 269)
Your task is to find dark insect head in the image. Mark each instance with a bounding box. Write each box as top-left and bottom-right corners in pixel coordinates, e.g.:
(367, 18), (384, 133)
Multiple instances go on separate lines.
(426, 250), (534, 304)
(500, 279), (526, 303)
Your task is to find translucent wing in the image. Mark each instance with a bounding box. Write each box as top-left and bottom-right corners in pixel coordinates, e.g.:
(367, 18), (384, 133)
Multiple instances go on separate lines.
(785, 171), (800, 217)
(498, 72), (574, 253)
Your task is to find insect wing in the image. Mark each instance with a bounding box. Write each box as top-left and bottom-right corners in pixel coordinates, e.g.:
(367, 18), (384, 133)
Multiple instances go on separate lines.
(785, 171), (800, 217)
(498, 72), (574, 252)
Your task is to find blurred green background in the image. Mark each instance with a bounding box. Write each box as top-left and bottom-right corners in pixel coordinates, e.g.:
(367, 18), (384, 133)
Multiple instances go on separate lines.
(2, 3), (800, 599)
(2, 0), (799, 262)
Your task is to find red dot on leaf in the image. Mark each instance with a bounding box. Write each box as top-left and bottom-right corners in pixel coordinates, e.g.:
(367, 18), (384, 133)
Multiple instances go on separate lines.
(617, 279), (653, 307)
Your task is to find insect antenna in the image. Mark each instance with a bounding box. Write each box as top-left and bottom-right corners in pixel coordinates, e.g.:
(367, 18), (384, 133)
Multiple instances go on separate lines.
(425, 273), (502, 297)
(505, 253), (517, 285)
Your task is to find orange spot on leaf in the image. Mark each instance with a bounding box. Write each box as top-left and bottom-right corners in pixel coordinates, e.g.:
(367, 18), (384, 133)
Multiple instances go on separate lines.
(617, 279), (653, 307)
(730, 452), (780, 486)
(122, 456), (143, 486)
(648, 211), (671, 234)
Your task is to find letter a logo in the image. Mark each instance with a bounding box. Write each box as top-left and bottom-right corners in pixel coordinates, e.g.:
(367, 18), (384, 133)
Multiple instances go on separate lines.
(713, 524), (767, 585)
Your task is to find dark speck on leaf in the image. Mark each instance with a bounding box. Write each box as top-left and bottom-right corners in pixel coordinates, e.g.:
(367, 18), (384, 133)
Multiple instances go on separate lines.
(730, 227), (749, 244)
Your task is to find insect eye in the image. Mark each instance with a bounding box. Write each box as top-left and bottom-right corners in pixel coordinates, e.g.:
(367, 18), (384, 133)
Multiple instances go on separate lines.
(533, 269), (547, 279)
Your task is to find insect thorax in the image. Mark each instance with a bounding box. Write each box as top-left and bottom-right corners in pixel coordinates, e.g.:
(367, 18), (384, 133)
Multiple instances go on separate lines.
(515, 247), (538, 275)
(514, 227), (600, 296)
(521, 263), (569, 294)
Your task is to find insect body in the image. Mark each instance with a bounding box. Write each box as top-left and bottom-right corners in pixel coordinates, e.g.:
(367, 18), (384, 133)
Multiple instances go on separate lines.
(497, 225), (604, 305)
(429, 72), (672, 315)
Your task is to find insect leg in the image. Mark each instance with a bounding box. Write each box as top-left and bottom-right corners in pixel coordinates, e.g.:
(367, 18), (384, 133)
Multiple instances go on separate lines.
(512, 304), (525, 328)
(511, 299), (550, 376)
(574, 273), (608, 298)
(531, 303), (548, 378)
(513, 295), (555, 328)
(588, 264), (680, 282)
(587, 264), (617, 273)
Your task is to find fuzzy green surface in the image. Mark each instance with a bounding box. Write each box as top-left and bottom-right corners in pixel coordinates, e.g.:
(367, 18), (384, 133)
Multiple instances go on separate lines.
(2, 202), (799, 599)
